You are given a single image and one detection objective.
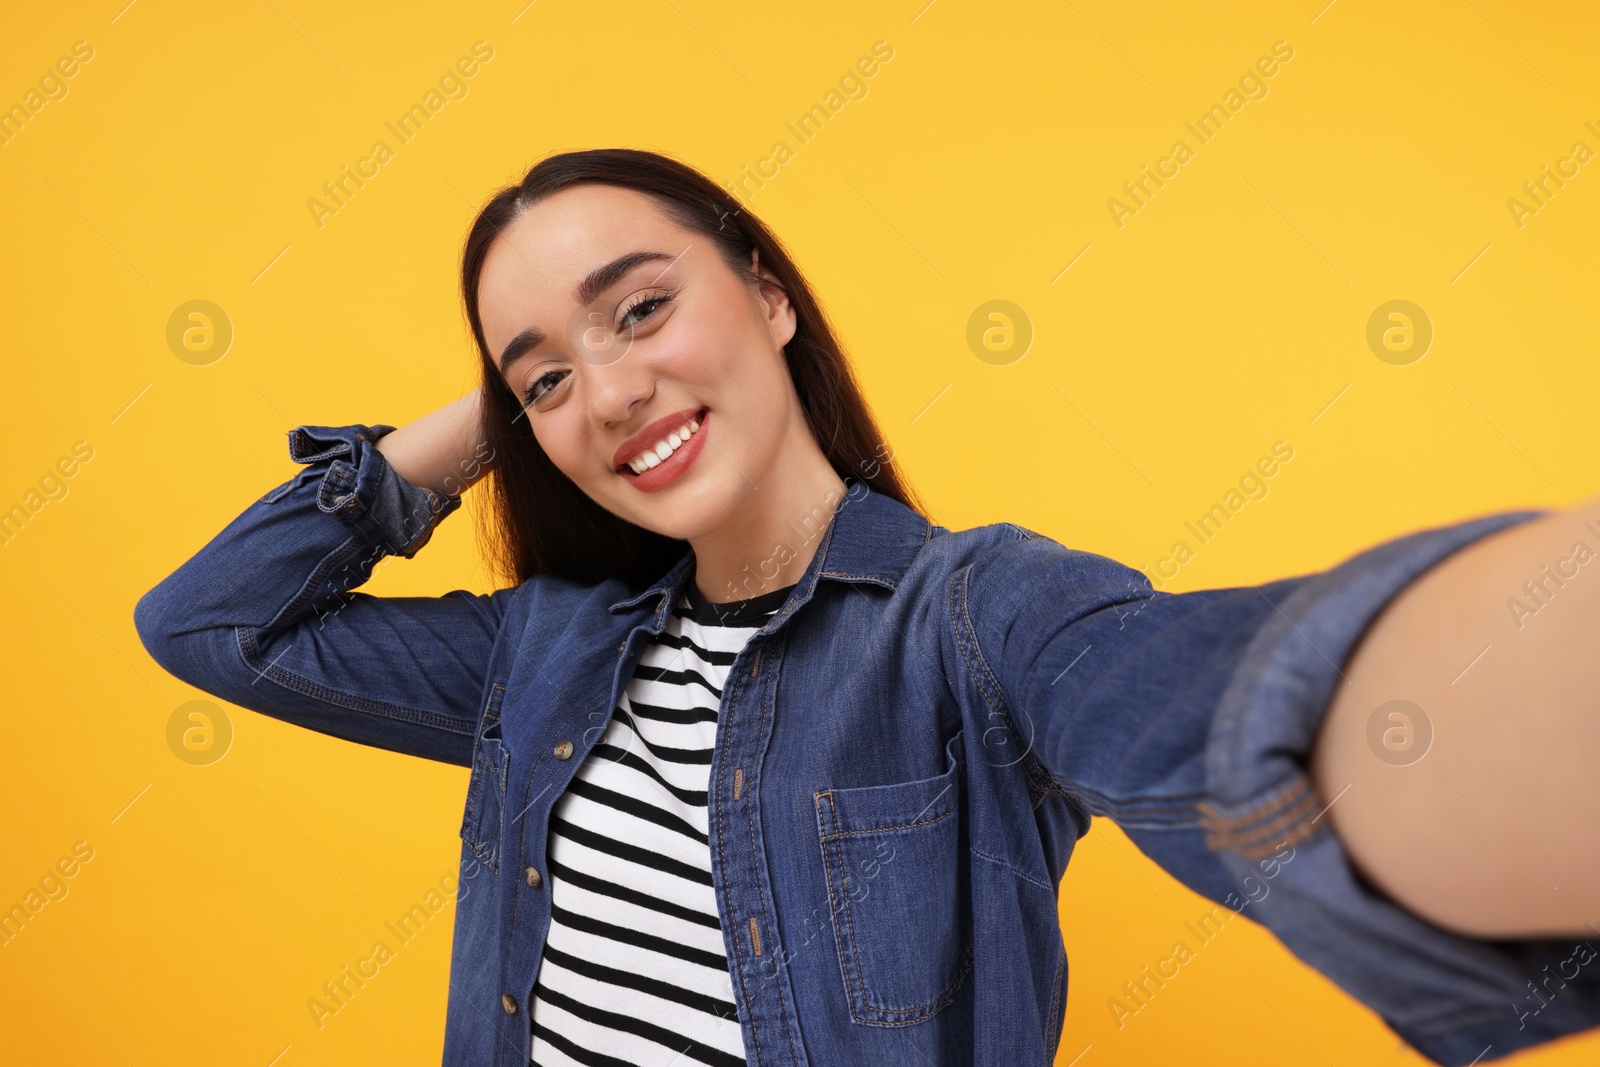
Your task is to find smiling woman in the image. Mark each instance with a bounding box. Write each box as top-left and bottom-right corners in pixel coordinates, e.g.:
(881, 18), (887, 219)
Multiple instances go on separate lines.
(434, 150), (926, 594)
(135, 147), (1600, 1067)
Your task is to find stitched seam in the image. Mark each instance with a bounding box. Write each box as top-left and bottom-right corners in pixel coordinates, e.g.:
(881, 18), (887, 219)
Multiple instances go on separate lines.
(318, 461), (373, 535)
(817, 570), (897, 589)
(472, 770), (505, 872)
(853, 948), (974, 1026)
(1066, 784), (1207, 815)
(838, 837), (872, 1019)
(1048, 948), (1065, 1045)
(1207, 817), (1320, 861)
(1100, 811), (1202, 830)
(235, 626), (471, 735)
(721, 681), (767, 1067)
(465, 836), (498, 871)
(952, 567), (1056, 800)
(818, 806), (955, 839)
(1066, 796), (1206, 824)
(815, 791), (867, 1026)
(271, 534), (373, 628)
(462, 685), (508, 873)
(1195, 774), (1313, 832)
(730, 925), (767, 1067)
(835, 791), (873, 1020)
(1196, 777), (1323, 858)
(1056, 790), (1097, 835)
(949, 567), (1068, 804)
(286, 427), (354, 464)
(825, 791), (973, 1023)
(744, 644), (802, 1067)
(812, 793), (876, 1023)
(951, 564), (1216, 825)
(483, 684), (506, 727)
(1199, 787), (1322, 860)
(1200, 782), (1317, 844)
(1069, 806), (1198, 825)
(970, 845), (1054, 893)
(259, 476), (296, 504)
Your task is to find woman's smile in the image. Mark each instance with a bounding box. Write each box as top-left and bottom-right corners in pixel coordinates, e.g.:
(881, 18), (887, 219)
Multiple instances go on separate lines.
(615, 406), (709, 492)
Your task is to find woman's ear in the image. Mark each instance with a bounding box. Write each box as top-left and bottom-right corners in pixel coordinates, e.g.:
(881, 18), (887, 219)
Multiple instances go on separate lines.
(750, 249), (797, 349)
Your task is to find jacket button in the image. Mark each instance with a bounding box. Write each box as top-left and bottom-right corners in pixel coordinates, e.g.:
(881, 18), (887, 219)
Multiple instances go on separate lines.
(553, 739), (574, 760)
(525, 867), (543, 888)
(502, 993), (517, 1014)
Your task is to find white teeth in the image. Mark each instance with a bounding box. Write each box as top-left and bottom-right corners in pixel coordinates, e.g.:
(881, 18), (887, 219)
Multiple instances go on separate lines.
(623, 411), (705, 474)
(626, 416), (702, 472)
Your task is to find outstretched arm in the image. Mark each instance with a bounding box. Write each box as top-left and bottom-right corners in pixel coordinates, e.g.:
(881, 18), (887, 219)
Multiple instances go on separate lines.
(954, 505), (1600, 1065)
(1310, 493), (1600, 939)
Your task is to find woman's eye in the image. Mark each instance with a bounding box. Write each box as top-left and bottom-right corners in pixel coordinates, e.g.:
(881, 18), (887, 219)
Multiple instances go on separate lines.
(521, 369), (567, 408)
(619, 293), (672, 330)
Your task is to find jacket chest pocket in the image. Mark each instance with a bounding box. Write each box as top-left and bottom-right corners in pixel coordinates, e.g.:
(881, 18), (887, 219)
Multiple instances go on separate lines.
(813, 730), (974, 1026)
(460, 684), (510, 873)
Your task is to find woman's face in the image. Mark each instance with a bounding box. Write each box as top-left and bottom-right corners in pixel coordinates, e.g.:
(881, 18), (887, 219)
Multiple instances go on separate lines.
(477, 184), (800, 542)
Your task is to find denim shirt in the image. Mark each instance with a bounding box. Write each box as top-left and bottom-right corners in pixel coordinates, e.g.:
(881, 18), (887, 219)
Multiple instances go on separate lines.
(134, 423), (1600, 1066)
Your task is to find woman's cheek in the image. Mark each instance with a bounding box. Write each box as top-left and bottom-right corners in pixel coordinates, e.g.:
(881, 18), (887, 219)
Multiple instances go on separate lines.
(653, 331), (719, 385)
(535, 418), (587, 480)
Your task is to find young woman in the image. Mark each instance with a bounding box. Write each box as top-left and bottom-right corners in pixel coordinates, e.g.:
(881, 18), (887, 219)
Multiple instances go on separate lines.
(135, 148), (1600, 1067)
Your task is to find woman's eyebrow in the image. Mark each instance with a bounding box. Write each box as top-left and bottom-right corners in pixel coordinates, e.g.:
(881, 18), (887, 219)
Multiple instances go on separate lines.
(574, 249), (678, 306)
(497, 249), (679, 377)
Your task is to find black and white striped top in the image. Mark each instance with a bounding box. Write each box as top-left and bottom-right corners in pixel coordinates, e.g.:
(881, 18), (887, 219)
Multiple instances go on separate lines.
(528, 578), (797, 1067)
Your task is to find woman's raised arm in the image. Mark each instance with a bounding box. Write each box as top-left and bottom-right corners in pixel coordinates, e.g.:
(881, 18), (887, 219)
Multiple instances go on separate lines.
(373, 386), (491, 497)
(133, 390), (516, 767)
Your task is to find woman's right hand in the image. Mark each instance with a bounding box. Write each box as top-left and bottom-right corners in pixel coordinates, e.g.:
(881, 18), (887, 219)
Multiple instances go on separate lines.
(374, 387), (494, 498)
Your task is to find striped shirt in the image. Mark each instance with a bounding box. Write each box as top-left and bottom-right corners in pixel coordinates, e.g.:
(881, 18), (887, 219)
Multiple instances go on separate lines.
(529, 578), (797, 1067)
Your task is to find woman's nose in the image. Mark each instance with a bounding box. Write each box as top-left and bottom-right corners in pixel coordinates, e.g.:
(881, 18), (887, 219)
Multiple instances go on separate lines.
(585, 340), (656, 428)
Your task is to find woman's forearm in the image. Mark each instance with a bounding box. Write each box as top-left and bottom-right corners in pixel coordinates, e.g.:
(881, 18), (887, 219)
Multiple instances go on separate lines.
(374, 388), (493, 497)
(1310, 494), (1600, 938)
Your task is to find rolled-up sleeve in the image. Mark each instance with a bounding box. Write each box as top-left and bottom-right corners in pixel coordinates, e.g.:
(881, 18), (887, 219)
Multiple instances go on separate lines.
(954, 511), (1600, 1065)
(134, 423), (513, 767)
(280, 422), (460, 557)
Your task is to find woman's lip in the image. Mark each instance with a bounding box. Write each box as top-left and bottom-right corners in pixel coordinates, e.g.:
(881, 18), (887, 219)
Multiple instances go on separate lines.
(612, 405), (707, 471)
(621, 408), (708, 492)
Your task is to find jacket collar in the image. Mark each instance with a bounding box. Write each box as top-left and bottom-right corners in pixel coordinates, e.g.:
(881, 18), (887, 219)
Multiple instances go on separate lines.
(606, 478), (933, 622)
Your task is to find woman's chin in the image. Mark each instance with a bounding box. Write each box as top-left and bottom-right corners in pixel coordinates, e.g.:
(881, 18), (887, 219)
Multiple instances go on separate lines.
(608, 480), (734, 544)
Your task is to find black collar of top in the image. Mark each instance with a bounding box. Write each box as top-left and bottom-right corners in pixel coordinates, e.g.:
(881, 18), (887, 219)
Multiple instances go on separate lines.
(681, 578), (798, 627)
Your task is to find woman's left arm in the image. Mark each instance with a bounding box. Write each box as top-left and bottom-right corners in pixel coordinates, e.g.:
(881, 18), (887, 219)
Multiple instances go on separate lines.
(953, 499), (1600, 1065)
(1310, 493), (1600, 939)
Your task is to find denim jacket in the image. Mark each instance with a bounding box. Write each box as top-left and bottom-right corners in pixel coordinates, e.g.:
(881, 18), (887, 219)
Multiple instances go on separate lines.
(134, 423), (1600, 1066)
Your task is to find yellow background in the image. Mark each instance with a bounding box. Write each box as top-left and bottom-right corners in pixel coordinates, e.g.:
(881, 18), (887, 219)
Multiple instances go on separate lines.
(3, 0), (1596, 1063)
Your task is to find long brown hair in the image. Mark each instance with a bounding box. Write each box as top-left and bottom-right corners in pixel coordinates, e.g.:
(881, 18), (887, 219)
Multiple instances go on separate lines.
(459, 147), (927, 589)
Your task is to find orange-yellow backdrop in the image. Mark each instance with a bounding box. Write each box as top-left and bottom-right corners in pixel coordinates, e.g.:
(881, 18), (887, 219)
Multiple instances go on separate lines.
(3, 1), (1596, 1064)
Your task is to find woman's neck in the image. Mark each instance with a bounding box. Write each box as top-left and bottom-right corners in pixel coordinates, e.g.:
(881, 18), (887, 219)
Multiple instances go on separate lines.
(689, 447), (849, 605)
